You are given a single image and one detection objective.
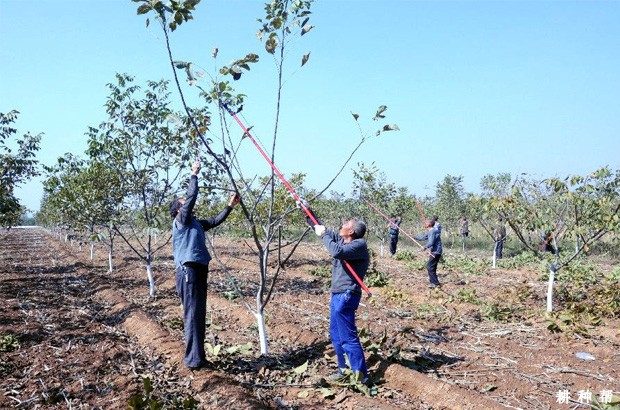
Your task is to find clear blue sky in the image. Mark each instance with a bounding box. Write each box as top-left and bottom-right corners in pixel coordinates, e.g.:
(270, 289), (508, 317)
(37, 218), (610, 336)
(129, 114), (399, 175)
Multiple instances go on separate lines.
(2, 0), (619, 213)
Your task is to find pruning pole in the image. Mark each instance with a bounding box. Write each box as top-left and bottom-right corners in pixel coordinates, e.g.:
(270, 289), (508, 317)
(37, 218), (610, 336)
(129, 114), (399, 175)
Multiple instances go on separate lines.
(362, 198), (434, 258)
(221, 103), (372, 297)
(415, 199), (428, 229)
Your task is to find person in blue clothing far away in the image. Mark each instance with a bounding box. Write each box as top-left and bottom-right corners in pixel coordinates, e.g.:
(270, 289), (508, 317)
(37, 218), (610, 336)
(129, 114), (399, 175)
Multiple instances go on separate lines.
(414, 218), (443, 288)
(387, 215), (401, 257)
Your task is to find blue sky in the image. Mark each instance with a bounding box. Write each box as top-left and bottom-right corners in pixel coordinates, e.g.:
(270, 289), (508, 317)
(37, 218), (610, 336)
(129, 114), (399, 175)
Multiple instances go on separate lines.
(2, 0), (619, 213)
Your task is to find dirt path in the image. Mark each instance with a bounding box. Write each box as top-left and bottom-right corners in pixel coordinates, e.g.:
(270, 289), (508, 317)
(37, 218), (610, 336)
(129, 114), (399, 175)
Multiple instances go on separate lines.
(0, 227), (151, 408)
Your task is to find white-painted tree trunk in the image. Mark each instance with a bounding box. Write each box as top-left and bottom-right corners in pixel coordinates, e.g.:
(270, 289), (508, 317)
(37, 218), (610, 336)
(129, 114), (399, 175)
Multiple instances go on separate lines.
(90, 241), (95, 261)
(254, 310), (269, 355)
(492, 242), (497, 269)
(380, 239), (384, 257)
(108, 248), (114, 272)
(546, 266), (556, 312)
(146, 263), (156, 297)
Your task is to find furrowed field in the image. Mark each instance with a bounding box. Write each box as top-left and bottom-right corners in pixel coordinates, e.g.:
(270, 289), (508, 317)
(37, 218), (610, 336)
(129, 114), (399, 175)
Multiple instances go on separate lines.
(1, 226), (618, 409)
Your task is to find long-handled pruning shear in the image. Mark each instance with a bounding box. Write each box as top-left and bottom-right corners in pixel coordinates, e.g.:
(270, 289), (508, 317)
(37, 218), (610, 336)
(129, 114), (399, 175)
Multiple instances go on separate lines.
(221, 102), (372, 297)
(362, 197), (434, 258)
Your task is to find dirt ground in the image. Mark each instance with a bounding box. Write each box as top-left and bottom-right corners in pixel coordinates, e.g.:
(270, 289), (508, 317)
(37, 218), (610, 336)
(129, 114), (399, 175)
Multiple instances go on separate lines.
(1, 227), (618, 409)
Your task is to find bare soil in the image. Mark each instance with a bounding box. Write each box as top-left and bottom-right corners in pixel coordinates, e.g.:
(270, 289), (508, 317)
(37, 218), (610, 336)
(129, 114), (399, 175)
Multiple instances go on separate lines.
(1, 227), (618, 409)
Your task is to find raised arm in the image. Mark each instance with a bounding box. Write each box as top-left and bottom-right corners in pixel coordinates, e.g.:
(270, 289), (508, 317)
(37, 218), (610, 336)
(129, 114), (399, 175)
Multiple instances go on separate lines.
(199, 192), (240, 231)
(177, 162), (202, 225)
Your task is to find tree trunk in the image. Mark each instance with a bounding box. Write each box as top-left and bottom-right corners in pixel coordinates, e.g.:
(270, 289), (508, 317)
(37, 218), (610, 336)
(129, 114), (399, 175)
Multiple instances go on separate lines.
(546, 266), (556, 312)
(90, 241), (95, 261)
(492, 241), (497, 269)
(108, 245), (114, 272)
(254, 309), (269, 355)
(380, 238), (384, 257)
(146, 263), (156, 297)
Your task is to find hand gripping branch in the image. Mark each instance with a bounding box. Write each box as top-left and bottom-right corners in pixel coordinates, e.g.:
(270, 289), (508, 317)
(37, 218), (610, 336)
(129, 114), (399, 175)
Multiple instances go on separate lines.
(363, 198), (435, 258)
(221, 103), (372, 297)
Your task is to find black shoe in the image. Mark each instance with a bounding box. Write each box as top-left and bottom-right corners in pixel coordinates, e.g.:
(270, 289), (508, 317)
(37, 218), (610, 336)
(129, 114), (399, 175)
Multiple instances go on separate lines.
(187, 359), (210, 370)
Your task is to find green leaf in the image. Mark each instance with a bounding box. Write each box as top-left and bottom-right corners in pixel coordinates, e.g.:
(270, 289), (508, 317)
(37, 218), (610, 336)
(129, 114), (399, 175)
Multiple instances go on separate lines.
(301, 52), (310, 67)
(293, 360), (308, 375)
(382, 124), (399, 132)
(143, 377), (153, 395)
(301, 25), (314, 35)
(137, 4), (152, 15)
(173, 61), (188, 69)
(226, 345), (239, 354)
(319, 387), (335, 398)
(351, 112), (359, 121)
(265, 37), (278, 54)
(374, 105), (388, 120)
(297, 390), (310, 398)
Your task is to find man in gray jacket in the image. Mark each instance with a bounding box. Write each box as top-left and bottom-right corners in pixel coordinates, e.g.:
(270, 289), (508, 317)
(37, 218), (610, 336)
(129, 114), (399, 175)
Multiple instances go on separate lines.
(170, 161), (239, 369)
(314, 218), (369, 383)
(415, 218), (443, 288)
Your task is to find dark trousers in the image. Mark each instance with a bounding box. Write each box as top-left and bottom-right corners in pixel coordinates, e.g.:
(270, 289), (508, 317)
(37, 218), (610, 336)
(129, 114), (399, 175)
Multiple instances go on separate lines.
(495, 240), (504, 259)
(176, 263), (208, 368)
(427, 253), (441, 286)
(330, 291), (367, 378)
(389, 235), (399, 255)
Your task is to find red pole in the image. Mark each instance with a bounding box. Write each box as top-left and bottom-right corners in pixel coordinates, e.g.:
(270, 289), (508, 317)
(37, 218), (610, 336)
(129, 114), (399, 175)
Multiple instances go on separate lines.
(415, 199), (428, 229)
(222, 104), (372, 297)
(363, 198), (434, 258)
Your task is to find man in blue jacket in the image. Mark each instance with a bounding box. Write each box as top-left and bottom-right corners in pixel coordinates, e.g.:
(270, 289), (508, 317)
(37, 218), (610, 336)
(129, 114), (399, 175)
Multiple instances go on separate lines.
(415, 218), (443, 288)
(170, 161), (240, 369)
(387, 216), (401, 257)
(314, 218), (369, 383)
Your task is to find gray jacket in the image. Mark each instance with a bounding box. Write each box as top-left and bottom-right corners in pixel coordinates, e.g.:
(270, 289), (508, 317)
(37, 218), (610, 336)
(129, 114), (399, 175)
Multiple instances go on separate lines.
(415, 226), (443, 255)
(321, 230), (369, 294)
(172, 175), (232, 267)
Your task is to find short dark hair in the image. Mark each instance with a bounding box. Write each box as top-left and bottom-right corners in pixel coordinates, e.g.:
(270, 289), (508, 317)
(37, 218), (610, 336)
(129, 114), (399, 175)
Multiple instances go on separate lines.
(348, 218), (366, 239)
(170, 198), (182, 219)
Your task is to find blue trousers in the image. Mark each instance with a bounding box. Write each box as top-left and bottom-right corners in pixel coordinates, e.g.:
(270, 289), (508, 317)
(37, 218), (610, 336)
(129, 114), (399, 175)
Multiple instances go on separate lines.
(389, 235), (399, 255)
(176, 263), (208, 368)
(495, 240), (504, 259)
(427, 253), (441, 286)
(330, 291), (367, 377)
